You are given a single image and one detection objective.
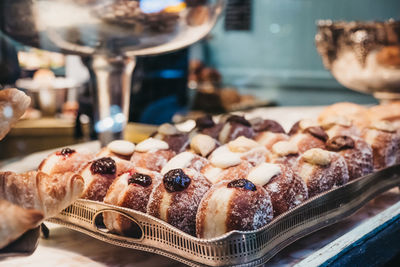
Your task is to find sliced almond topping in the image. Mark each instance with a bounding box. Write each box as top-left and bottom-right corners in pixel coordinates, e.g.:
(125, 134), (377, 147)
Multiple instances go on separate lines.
(190, 134), (217, 157)
(107, 140), (135, 156)
(302, 148), (331, 166)
(370, 120), (396, 133)
(135, 138), (169, 152)
(158, 123), (179, 135)
(299, 119), (319, 130)
(228, 136), (259, 153)
(272, 141), (298, 156)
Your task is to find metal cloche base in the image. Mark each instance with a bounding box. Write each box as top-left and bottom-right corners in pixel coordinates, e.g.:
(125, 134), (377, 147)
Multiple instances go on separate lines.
(47, 165), (400, 266)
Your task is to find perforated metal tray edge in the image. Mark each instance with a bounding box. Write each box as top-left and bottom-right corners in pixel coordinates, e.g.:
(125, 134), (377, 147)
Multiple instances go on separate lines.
(47, 165), (400, 267)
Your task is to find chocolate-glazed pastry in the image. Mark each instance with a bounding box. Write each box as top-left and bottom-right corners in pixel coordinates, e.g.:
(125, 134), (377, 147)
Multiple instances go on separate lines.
(294, 148), (349, 197)
(131, 138), (175, 172)
(103, 168), (162, 235)
(326, 135), (373, 180)
(195, 115), (224, 140)
(289, 119), (328, 153)
(152, 123), (190, 153)
(362, 121), (400, 170)
(251, 118), (285, 134)
(39, 148), (95, 175)
(79, 157), (133, 201)
(246, 163), (308, 216)
(196, 179), (273, 239)
(218, 115), (255, 144)
(147, 168), (212, 236)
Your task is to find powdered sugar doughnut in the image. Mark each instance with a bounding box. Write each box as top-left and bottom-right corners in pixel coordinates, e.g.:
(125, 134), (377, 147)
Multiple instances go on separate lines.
(147, 168), (212, 236)
(294, 148), (349, 197)
(131, 138), (175, 172)
(246, 163), (308, 216)
(218, 115), (255, 144)
(269, 141), (300, 168)
(202, 161), (254, 184)
(152, 123), (190, 153)
(161, 151), (209, 175)
(38, 147), (94, 175)
(196, 179), (273, 239)
(326, 135), (373, 180)
(321, 116), (361, 138)
(103, 168), (162, 235)
(79, 157), (133, 201)
(289, 120), (328, 153)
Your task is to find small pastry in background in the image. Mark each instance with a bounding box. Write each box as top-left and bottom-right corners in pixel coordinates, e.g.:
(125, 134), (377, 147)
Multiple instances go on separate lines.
(0, 200), (44, 249)
(196, 179), (273, 239)
(38, 147), (95, 175)
(294, 148), (349, 197)
(318, 102), (369, 130)
(321, 116), (361, 138)
(218, 115), (255, 144)
(147, 168), (212, 236)
(103, 168), (162, 236)
(252, 118), (289, 150)
(161, 151), (209, 175)
(289, 119), (328, 153)
(362, 121), (400, 170)
(246, 163), (308, 216)
(269, 141), (300, 168)
(326, 135), (373, 180)
(79, 157), (133, 201)
(152, 123), (190, 153)
(0, 171), (84, 218)
(367, 102), (400, 128)
(131, 138), (175, 172)
(0, 88), (31, 140)
(96, 140), (135, 161)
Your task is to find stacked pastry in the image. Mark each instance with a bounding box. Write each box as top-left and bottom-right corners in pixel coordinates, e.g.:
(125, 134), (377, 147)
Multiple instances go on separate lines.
(37, 102), (400, 239)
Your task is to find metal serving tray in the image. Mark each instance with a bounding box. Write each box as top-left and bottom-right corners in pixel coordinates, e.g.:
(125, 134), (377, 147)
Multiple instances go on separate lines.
(47, 165), (400, 267)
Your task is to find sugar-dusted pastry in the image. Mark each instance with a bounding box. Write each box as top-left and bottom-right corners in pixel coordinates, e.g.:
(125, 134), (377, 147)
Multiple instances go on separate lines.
(318, 102), (369, 130)
(367, 102), (400, 128)
(196, 179), (273, 239)
(326, 135), (373, 180)
(0, 171), (84, 218)
(96, 140), (135, 161)
(0, 200), (44, 249)
(79, 157), (133, 201)
(147, 168), (212, 236)
(362, 121), (400, 170)
(195, 115), (224, 140)
(218, 115), (255, 144)
(130, 138), (175, 172)
(38, 147), (95, 175)
(252, 118), (289, 150)
(321, 116), (361, 138)
(151, 123), (190, 153)
(289, 119), (328, 153)
(190, 133), (218, 157)
(246, 163), (308, 216)
(202, 161), (254, 184)
(294, 148), (349, 196)
(103, 168), (162, 235)
(269, 141), (300, 168)
(161, 151), (209, 175)
(0, 88), (31, 140)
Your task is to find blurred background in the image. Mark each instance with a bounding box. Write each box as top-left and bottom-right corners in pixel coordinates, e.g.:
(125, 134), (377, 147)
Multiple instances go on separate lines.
(0, 0), (399, 159)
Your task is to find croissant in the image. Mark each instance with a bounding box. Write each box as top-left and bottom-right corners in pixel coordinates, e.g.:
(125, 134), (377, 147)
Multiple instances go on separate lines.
(0, 88), (31, 140)
(0, 199), (44, 249)
(0, 171), (84, 218)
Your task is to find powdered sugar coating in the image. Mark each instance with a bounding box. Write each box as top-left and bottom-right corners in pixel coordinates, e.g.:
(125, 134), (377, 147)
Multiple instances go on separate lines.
(290, 133), (326, 154)
(196, 180), (273, 238)
(131, 150), (175, 172)
(147, 168), (212, 236)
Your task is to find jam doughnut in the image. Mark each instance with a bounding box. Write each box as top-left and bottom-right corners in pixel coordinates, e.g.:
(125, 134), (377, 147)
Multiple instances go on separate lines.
(289, 119), (328, 153)
(38, 147), (94, 175)
(294, 148), (349, 197)
(103, 167), (162, 235)
(321, 116), (361, 138)
(252, 118), (289, 150)
(130, 138), (175, 172)
(79, 157), (133, 201)
(218, 115), (255, 144)
(362, 121), (400, 170)
(147, 168), (212, 236)
(152, 123), (190, 153)
(196, 179), (273, 239)
(246, 163), (308, 216)
(161, 151), (209, 175)
(326, 135), (373, 180)
(96, 140), (135, 161)
(202, 161), (254, 184)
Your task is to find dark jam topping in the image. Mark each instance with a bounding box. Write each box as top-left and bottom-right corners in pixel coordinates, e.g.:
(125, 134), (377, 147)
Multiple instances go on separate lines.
(288, 121), (301, 136)
(195, 115), (215, 130)
(253, 119), (286, 133)
(326, 136), (355, 151)
(57, 148), (76, 157)
(128, 173), (152, 187)
(306, 126), (329, 142)
(90, 157), (116, 175)
(226, 115), (251, 127)
(227, 179), (257, 191)
(163, 169), (191, 193)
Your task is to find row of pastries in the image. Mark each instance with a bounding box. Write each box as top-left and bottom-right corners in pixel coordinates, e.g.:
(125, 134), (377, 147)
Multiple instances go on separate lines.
(37, 102), (400, 239)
